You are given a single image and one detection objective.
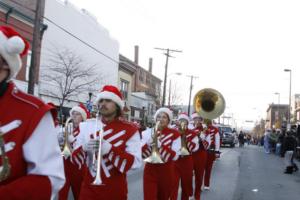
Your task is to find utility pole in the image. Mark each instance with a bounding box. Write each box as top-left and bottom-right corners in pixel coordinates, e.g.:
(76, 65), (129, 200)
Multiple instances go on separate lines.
(187, 75), (198, 116)
(28, 0), (43, 94)
(154, 48), (182, 107)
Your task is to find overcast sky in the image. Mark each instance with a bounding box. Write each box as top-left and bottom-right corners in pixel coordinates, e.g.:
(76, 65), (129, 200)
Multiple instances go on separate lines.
(69, 0), (300, 129)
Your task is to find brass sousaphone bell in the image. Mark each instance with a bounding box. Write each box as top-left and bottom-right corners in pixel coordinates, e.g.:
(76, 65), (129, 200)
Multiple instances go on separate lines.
(193, 88), (225, 120)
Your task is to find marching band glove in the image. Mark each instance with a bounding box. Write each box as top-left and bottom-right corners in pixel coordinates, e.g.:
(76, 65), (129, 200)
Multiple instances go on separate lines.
(68, 134), (76, 144)
(83, 139), (99, 153)
(57, 131), (64, 146)
(200, 132), (206, 140)
(101, 139), (112, 155)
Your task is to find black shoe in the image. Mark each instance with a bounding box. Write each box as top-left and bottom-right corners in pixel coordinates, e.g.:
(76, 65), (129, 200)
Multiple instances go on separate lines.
(284, 166), (293, 174)
(294, 165), (299, 172)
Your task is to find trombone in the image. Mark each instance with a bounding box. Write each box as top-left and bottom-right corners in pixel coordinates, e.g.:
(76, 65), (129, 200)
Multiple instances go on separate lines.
(61, 117), (73, 158)
(0, 130), (10, 182)
(144, 121), (164, 164)
(179, 121), (190, 156)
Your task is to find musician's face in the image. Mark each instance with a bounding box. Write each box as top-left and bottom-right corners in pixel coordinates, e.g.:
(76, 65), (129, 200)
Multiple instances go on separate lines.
(0, 56), (9, 82)
(156, 112), (169, 128)
(193, 117), (202, 127)
(98, 99), (117, 118)
(179, 119), (188, 126)
(71, 111), (83, 126)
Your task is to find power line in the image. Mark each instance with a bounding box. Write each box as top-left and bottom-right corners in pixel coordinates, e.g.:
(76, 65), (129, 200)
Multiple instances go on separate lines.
(7, 0), (119, 64)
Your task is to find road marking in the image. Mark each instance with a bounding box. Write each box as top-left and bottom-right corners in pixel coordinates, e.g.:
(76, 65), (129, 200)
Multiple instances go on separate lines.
(252, 188), (259, 192)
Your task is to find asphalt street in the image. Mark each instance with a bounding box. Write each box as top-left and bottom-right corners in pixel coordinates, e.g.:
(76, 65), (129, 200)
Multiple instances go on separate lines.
(128, 145), (300, 200)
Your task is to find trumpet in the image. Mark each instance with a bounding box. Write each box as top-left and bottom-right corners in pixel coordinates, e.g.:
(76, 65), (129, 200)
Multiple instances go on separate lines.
(61, 117), (73, 158)
(179, 121), (190, 156)
(92, 113), (104, 185)
(144, 121), (164, 164)
(0, 130), (10, 182)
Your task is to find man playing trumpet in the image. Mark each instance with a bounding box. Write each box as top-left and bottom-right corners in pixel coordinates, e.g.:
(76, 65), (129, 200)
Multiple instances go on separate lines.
(73, 85), (142, 200)
(141, 107), (181, 200)
(171, 112), (199, 200)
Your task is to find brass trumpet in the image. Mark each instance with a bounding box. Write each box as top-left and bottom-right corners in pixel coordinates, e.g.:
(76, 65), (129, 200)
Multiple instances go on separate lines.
(179, 121), (190, 156)
(144, 121), (164, 164)
(61, 117), (73, 158)
(0, 130), (10, 182)
(92, 113), (104, 185)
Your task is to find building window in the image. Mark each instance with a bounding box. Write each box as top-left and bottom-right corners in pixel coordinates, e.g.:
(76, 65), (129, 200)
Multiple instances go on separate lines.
(120, 79), (129, 100)
(26, 50), (32, 81)
(146, 75), (150, 85)
(139, 71), (144, 82)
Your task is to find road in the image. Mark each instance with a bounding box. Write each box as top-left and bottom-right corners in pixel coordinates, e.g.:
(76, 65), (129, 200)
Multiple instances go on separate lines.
(128, 145), (300, 200)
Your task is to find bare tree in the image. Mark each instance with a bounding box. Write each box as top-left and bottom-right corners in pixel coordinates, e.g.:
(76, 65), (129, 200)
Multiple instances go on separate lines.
(168, 81), (183, 107)
(41, 48), (102, 118)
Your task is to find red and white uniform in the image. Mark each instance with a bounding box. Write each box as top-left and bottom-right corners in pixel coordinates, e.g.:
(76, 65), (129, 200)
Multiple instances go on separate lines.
(204, 125), (220, 188)
(192, 123), (211, 200)
(74, 118), (142, 200)
(142, 127), (180, 200)
(171, 128), (199, 200)
(58, 126), (86, 200)
(0, 82), (65, 200)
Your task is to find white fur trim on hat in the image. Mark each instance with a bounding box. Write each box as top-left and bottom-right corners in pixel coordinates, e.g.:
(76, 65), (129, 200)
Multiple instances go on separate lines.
(178, 113), (190, 122)
(70, 106), (87, 121)
(0, 32), (25, 80)
(191, 112), (202, 119)
(96, 91), (124, 108)
(154, 107), (173, 125)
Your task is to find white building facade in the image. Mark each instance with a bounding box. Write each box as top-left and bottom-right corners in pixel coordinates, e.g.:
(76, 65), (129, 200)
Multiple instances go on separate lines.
(40, 0), (119, 110)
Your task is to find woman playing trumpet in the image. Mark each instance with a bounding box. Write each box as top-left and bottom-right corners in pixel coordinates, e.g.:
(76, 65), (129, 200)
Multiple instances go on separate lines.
(58, 103), (89, 200)
(142, 107), (181, 200)
(171, 113), (199, 200)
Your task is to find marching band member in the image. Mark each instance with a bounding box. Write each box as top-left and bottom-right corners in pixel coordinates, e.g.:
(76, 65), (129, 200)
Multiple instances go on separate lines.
(191, 112), (211, 200)
(203, 119), (220, 190)
(142, 107), (181, 200)
(0, 26), (65, 199)
(58, 103), (89, 200)
(73, 85), (142, 200)
(171, 113), (199, 200)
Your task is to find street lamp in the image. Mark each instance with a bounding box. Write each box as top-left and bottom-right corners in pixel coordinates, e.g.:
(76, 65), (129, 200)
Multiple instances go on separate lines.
(274, 92), (280, 126)
(284, 69), (292, 126)
(168, 72), (182, 107)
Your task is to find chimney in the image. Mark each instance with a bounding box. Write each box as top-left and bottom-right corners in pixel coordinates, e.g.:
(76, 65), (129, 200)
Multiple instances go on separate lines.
(148, 58), (153, 73)
(134, 45), (139, 64)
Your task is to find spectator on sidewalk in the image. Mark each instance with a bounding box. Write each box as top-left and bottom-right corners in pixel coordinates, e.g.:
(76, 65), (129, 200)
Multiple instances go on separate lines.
(264, 129), (271, 154)
(282, 131), (299, 174)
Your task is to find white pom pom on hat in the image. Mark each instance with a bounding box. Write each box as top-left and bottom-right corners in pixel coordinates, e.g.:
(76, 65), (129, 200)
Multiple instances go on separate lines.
(0, 26), (29, 80)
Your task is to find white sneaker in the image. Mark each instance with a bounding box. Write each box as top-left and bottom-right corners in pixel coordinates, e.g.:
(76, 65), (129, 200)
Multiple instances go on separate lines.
(204, 186), (210, 190)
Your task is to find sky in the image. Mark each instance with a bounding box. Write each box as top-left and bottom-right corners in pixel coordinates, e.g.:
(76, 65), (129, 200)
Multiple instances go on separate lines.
(69, 0), (300, 130)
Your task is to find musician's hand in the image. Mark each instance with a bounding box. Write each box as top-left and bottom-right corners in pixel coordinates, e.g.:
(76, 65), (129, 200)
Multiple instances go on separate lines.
(200, 132), (206, 140)
(57, 131), (64, 147)
(83, 139), (99, 152)
(102, 139), (112, 155)
(68, 134), (75, 143)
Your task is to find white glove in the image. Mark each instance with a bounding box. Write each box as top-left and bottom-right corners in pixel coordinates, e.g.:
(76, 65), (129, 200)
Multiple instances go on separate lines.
(57, 131), (64, 146)
(68, 134), (76, 143)
(83, 139), (99, 153)
(101, 139), (112, 155)
(200, 132), (206, 140)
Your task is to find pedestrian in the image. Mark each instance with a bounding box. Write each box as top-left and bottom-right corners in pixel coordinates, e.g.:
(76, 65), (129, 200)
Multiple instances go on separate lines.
(238, 131), (245, 147)
(282, 130), (299, 174)
(58, 103), (89, 200)
(0, 25), (65, 199)
(73, 85), (142, 199)
(264, 129), (271, 153)
(141, 107), (181, 200)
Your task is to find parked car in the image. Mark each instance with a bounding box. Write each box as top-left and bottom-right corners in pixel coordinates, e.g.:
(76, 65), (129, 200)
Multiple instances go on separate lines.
(217, 125), (235, 147)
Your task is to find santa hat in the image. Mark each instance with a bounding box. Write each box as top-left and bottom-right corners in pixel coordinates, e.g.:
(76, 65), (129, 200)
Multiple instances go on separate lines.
(95, 85), (124, 108)
(191, 112), (203, 120)
(177, 112), (190, 122)
(154, 107), (173, 124)
(70, 103), (90, 121)
(0, 26), (30, 80)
